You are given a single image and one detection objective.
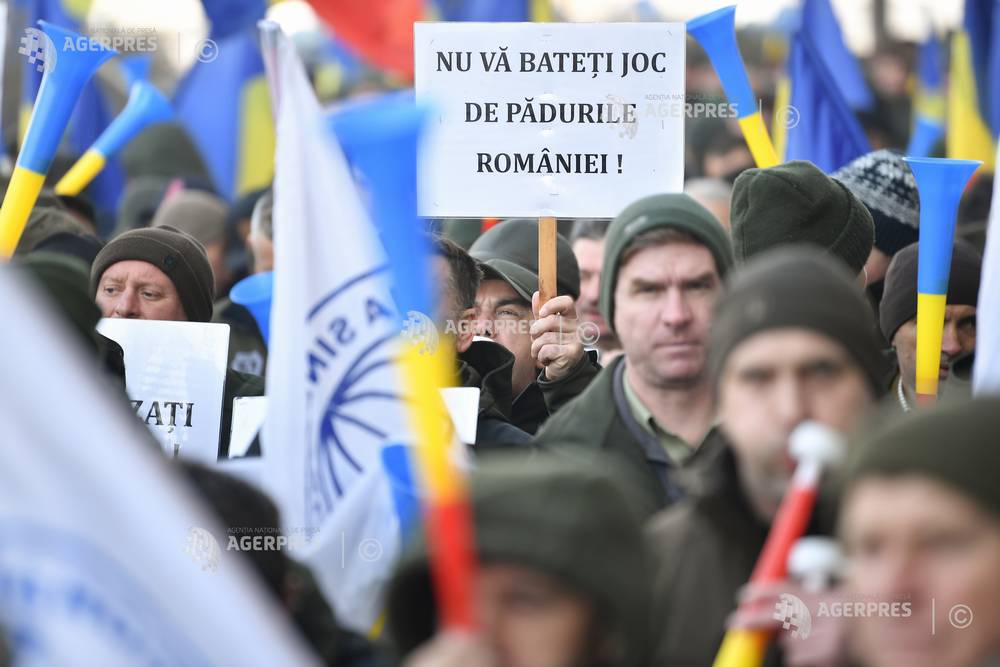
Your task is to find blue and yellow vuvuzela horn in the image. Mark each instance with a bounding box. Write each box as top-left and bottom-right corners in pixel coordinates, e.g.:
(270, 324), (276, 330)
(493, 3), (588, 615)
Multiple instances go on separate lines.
(904, 157), (981, 404)
(688, 6), (779, 168)
(0, 22), (116, 259)
(55, 81), (172, 196)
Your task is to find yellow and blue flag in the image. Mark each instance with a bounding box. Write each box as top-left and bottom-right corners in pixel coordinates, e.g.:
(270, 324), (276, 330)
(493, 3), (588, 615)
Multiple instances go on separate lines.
(947, 0), (997, 168)
(172, 28), (274, 201)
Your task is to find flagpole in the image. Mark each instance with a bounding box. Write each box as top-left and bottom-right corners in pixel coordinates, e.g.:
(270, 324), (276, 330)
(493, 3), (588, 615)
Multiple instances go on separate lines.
(258, 20), (283, 122)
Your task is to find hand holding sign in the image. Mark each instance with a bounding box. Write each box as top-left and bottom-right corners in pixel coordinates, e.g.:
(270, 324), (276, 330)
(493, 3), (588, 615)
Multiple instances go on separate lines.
(530, 292), (586, 382)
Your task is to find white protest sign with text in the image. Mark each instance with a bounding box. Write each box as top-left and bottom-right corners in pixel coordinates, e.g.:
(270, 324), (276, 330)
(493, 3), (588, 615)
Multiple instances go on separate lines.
(415, 22), (686, 218)
(97, 319), (230, 462)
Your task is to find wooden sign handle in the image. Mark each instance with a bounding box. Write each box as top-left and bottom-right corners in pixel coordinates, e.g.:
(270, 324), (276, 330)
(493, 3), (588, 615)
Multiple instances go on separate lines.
(538, 216), (557, 305)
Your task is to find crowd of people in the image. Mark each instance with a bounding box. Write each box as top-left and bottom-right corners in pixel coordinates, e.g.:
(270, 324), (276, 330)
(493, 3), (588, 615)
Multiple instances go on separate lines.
(1, 16), (998, 667)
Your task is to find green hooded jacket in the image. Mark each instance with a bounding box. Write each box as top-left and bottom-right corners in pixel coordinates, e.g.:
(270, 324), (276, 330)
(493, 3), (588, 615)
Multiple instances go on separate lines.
(532, 356), (726, 518)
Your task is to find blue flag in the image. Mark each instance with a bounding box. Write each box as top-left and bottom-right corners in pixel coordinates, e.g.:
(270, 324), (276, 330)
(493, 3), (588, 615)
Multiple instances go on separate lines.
(800, 0), (874, 111)
(784, 30), (871, 173)
(430, 0), (547, 21)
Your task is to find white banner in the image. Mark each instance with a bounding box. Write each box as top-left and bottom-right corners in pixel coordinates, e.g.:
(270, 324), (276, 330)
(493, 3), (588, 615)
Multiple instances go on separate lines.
(97, 319), (230, 462)
(415, 22), (686, 218)
(0, 268), (318, 666)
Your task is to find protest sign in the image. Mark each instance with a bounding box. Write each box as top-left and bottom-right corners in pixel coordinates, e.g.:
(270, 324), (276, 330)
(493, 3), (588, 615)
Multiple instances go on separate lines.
(228, 396), (267, 458)
(415, 22), (686, 218)
(440, 387), (480, 445)
(97, 319), (230, 462)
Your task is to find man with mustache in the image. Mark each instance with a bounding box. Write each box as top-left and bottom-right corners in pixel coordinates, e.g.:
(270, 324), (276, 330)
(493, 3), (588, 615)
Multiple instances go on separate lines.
(534, 193), (733, 516)
(879, 241), (981, 412)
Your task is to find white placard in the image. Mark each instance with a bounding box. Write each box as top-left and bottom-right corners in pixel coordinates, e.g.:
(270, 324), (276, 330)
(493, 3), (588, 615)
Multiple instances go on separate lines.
(415, 22), (686, 218)
(440, 387), (480, 444)
(229, 396), (268, 458)
(97, 319), (230, 463)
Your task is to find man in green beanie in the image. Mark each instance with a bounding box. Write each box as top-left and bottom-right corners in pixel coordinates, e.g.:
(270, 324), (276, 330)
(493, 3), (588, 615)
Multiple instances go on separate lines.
(730, 160), (875, 278)
(468, 219), (600, 434)
(385, 453), (651, 667)
(646, 246), (887, 667)
(90, 226), (263, 458)
(841, 398), (1000, 667)
(879, 241), (981, 412)
(534, 193), (734, 516)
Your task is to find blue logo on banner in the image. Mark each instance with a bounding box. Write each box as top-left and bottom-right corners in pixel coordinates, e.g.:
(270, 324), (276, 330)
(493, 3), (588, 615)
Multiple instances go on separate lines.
(304, 267), (408, 529)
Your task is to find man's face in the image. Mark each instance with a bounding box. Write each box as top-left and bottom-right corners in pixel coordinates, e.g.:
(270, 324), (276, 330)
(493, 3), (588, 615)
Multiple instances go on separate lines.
(843, 476), (1000, 667)
(95, 260), (188, 321)
(613, 242), (720, 389)
(475, 279), (536, 396)
(892, 304), (977, 391)
(719, 328), (873, 516)
(476, 563), (597, 667)
(248, 233), (273, 274)
(572, 238), (612, 340)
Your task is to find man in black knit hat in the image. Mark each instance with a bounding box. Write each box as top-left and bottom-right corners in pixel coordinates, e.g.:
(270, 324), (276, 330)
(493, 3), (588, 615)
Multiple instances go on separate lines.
(90, 226), (263, 457)
(879, 241), (981, 412)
